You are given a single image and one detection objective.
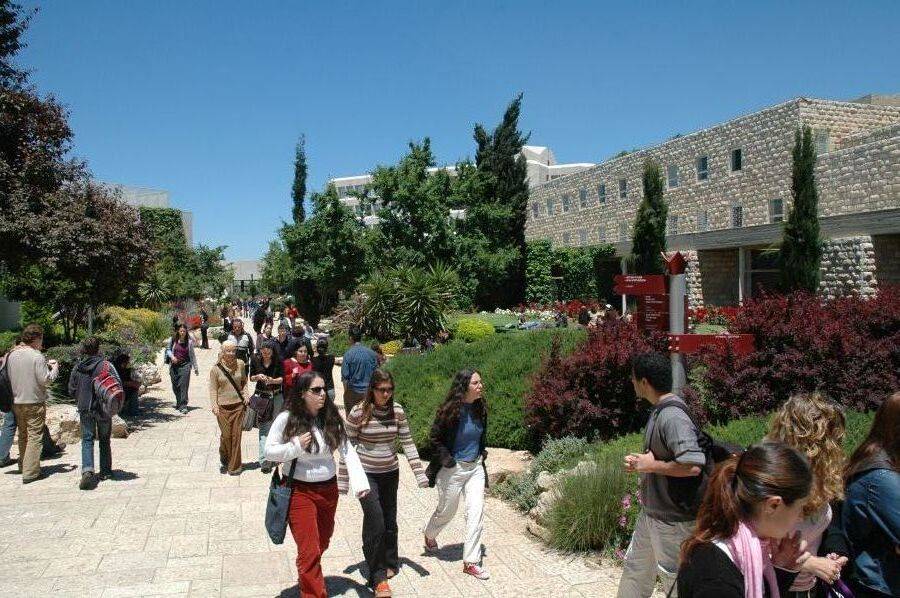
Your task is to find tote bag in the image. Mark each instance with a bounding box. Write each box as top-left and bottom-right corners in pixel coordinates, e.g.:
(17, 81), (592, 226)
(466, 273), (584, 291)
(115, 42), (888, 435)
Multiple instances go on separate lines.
(265, 459), (298, 544)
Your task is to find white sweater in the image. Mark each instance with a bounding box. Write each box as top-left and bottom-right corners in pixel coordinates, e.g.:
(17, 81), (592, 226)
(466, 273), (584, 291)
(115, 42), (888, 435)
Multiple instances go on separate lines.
(264, 411), (369, 496)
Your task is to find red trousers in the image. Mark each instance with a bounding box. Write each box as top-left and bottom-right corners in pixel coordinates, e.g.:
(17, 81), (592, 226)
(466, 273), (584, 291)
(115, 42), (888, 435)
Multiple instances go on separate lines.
(288, 477), (339, 598)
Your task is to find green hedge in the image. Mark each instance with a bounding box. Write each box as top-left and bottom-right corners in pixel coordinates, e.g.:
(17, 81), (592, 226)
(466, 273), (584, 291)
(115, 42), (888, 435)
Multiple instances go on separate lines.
(451, 317), (496, 342)
(386, 328), (586, 455)
(0, 330), (18, 354)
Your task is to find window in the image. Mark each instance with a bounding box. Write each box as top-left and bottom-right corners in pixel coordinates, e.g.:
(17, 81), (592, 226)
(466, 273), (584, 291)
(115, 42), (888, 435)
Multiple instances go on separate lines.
(667, 215), (679, 236)
(619, 221), (629, 241)
(546, 198), (554, 216)
(579, 188), (589, 208)
(562, 193), (572, 212)
(562, 232), (571, 246)
(731, 204), (743, 228)
(697, 209), (709, 232)
(619, 179), (628, 199)
(579, 229), (588, 245)
(667, 164), (679, 189)
(769, 198), (784, 223)
(814, 129), (830, 155)
(731, 148), (743, 172)
(531, 203), (540, 219)
(696, 156), (709, 181)
(598, 183), (607, 203)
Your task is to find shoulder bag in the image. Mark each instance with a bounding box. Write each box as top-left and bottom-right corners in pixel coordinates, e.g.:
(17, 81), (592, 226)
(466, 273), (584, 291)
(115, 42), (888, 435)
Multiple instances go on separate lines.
(265, 458), (298, 544)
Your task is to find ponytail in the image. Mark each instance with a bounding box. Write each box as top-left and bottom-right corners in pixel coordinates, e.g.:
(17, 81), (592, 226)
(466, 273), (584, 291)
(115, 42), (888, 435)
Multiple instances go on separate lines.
(681, 442), (812, 564)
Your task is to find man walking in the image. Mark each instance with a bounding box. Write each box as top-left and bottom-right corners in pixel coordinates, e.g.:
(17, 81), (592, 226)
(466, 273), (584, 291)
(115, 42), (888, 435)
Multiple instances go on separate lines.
(227, 319), (254, 377)
(340, 325), (377, 414)
(616, 352), (706, 598)
(68, 337), (116, 490)
(7, 324), (59, 484)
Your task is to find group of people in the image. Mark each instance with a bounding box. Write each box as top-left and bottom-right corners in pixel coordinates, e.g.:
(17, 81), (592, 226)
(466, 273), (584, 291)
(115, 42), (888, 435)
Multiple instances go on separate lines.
(617, 352), (898, 598)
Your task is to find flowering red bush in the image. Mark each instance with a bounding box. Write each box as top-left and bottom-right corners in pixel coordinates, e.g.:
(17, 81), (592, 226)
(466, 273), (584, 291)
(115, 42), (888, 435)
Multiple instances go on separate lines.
(186, 315), (202, 330)
(695, 287), (900, 419)
(518, 299), (606, 317)
(688, 305), (741, 328)
(524, 320), (667, 444)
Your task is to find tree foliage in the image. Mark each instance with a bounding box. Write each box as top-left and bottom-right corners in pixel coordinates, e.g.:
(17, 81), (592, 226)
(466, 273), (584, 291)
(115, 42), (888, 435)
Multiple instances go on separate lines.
(780, 126), (822, 292)
(629, 160), (667, 274)
(291, 134), (307, 223)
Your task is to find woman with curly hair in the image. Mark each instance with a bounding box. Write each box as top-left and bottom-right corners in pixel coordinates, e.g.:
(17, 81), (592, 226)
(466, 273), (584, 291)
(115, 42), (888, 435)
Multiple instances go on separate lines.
(422, 369), (490, 581)
(768, 392), (849, 596)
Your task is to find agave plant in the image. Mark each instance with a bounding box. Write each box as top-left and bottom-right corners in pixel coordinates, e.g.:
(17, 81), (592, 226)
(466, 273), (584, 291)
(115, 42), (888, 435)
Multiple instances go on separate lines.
(396, 267), (444, 341)
(139, 270), (171, 310)
(360, 270), (400, 340)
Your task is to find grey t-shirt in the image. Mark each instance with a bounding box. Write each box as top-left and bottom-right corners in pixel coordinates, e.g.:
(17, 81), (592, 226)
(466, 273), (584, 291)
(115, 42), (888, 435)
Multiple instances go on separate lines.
(640, 396), (706, 522)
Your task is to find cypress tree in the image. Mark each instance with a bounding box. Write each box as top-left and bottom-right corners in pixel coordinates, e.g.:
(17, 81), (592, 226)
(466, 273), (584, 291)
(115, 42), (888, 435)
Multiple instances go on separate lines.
(780, 126), (821, 292)
(630, 160), (667, 274)
(291, 134), (307, 223)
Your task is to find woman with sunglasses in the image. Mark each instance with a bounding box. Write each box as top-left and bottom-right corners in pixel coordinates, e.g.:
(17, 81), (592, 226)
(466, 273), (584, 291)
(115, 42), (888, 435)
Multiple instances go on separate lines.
(265, 371), (369, 598)
(338, 370), (428, 598)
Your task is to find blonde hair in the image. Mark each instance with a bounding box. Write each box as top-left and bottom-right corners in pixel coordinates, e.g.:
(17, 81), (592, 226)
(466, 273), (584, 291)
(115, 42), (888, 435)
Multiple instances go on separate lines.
(218, 340), (238, 365)
(768, 392), (846, 516)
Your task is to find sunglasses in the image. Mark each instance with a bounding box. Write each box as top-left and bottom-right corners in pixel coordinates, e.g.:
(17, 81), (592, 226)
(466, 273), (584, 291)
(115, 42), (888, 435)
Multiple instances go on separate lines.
(374, 386), (394, 393)
(308, 386), (326, 395)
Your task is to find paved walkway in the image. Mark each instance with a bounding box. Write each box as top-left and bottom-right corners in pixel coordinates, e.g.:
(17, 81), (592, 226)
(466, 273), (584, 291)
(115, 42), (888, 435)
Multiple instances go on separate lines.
(0, 339), (629, 597)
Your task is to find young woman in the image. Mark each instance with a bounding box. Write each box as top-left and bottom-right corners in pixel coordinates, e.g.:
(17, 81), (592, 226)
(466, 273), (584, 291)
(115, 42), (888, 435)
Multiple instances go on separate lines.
(209, 340), (247, 475)
(166, 324), (199, 414)
(339, 370), (429, 597)
(841, 392), (899, 598)
(283, 344), (313, 398)
(250, 341), (284, 474)
(258, 322), (274, 347)
(768, 393), (849, 597)
(310, 339), (336, 401)
(423, 369), (490, 581)
(264, 371), (369, 598)
(677, 442), (814, 598)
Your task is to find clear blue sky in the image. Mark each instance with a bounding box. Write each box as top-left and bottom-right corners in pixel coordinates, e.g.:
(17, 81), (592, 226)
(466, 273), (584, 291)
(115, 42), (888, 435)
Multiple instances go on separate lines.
(16, 0), (900, 260)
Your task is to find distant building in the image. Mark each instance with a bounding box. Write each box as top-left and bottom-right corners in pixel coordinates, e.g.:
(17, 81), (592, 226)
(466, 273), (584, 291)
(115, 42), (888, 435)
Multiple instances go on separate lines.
(105, 183), (194, 245)
(328, 145), (593, 225)
(526, 95), (900, 307)
(228, 260), (262, 295)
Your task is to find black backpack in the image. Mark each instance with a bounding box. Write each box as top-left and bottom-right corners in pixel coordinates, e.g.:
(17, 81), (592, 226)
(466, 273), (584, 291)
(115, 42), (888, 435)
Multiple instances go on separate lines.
(650, 399), (744, 515)
(0, 352), (13, 412)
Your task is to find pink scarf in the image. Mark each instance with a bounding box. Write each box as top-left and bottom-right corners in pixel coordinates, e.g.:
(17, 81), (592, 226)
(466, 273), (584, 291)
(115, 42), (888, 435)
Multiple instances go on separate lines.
(727, 521), (779, 598)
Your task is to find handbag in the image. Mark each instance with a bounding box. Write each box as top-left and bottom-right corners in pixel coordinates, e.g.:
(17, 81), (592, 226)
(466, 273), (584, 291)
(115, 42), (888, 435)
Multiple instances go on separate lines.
(265, 458), (298, 544)
(824, 579), (855, 598)
(249, 392), (274, 422)
(241, 404), (257, 431)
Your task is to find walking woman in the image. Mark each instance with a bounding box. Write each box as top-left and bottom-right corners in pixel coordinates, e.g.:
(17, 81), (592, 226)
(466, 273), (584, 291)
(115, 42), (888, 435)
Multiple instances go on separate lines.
(677, 442), (813, 597)
(423, 369), (490, 580)
(841, 392), (899, 598)
(311, 339), (337, 402)
(166, 324), (198, 414)
(264, 371), (369, 598)
(251, 340), (284, 474)
(768, 393), (849, 597)
(283, 343), (313, 398)
(209, 340), (247, 475)
(339, 370), (429, 597)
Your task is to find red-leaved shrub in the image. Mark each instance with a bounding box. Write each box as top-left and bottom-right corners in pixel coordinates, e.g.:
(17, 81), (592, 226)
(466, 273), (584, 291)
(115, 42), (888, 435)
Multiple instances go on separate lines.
(696, 287), (900, 419)
(525, 320), (667, 444)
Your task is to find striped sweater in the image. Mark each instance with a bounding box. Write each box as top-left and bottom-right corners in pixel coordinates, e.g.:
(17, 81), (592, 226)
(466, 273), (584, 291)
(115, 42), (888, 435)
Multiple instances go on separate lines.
(338, 402), (428, 491)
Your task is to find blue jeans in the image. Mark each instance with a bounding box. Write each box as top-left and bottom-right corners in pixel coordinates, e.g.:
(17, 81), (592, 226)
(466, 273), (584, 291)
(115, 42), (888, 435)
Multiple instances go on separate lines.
(80, 411), (112, 475)
(0, 410), (15, 460)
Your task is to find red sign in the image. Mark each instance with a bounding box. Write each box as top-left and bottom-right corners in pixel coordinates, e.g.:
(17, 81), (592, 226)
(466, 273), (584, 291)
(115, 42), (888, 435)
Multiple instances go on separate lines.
(663, 252), (687, 275)
(637, 294), (669, 331)
(613, 274), (666, 296)
(668, 333), (755, 356)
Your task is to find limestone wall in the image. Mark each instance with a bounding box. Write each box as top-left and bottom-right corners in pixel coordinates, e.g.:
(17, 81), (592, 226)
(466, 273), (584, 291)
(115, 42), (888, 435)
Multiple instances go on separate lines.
(818, 236), (877, 299)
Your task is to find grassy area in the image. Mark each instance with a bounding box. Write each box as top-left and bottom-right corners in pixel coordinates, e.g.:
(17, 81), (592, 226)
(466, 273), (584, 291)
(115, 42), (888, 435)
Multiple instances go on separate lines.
(446, 311), (520, 330)
(386, 328), (587, 455)
(694, 323), (728, 334)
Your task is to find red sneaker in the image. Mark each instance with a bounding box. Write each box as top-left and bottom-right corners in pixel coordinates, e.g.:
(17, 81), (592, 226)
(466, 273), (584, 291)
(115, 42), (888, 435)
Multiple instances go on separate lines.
(374, 580), (392, 597)
(463, 562), (490, 580)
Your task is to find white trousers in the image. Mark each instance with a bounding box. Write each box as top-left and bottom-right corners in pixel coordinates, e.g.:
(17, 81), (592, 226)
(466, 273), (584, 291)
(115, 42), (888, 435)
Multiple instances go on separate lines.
(424, 458), (485, 564)
(616, 511), (694, 598)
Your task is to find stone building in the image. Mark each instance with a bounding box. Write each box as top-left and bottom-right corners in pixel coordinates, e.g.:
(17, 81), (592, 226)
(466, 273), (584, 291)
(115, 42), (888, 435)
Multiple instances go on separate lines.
(525, 96), (900, 307)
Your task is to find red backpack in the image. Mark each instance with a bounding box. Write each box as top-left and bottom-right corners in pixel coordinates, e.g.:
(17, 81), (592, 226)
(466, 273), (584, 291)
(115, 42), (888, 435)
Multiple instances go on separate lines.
(92, 361), (124, 420)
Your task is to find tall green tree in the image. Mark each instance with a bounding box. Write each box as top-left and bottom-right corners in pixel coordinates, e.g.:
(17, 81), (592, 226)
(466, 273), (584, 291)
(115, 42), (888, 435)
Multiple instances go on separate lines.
(629, 160), (668, 274)
(291, 134), (307, 223)
(470, 93), (531, 306)
(780, 126), (822, 292)
(0, 0), (31, 89)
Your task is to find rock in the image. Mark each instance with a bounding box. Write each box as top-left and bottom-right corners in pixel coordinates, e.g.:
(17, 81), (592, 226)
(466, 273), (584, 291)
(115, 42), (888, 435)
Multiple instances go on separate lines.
(136, 363), (162, 388)
(45, 404), (81, 446)
(486, 447), (533, 486)
(527, 520), (553, 543)
(111, 415), (129, 439)
(529, 488), (559, 525)
(536, 470), (557, 492)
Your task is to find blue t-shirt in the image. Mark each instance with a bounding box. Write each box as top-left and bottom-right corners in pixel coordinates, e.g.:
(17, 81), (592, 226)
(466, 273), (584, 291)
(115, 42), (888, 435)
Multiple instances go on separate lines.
(452, 403), (484, 462)
(340, 343), (378, 393)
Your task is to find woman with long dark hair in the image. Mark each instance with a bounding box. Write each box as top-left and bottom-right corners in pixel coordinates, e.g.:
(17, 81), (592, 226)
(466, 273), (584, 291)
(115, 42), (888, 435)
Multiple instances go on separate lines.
(677, 442), (814, 597)
(841, 392), (899, 598)
(166, 324), (198, 414)
(423, 369), (490, 581)
(264, 371), (369, 598)
(251, 340), (283, 474)
(339, 370), (428, 597)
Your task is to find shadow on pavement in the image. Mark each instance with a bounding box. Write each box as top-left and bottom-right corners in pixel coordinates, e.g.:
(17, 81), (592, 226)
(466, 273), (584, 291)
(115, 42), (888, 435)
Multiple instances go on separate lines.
(125, 393), (181, 431)
(277, 577), (370, 597)
(343, 556), (432, 579)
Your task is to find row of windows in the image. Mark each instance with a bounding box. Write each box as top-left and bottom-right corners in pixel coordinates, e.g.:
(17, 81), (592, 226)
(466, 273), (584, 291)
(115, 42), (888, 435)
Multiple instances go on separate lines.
(557, 198), (786, 246)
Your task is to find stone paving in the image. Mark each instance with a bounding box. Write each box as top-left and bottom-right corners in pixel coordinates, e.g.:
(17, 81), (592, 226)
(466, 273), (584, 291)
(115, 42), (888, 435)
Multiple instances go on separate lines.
(0, 338), (631, 597)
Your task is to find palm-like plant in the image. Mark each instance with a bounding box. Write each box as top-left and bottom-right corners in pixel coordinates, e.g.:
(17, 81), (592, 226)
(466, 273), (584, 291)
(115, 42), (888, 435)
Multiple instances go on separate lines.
(396, 267), (445, 341)
(140, 270), (171, 310)
(361, 270), (400, 340)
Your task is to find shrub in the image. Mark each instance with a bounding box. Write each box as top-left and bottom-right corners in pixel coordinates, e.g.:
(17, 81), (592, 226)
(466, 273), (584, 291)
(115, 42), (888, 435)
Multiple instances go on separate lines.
(381, 340), (402, 356)
(0, 330), (18, 354)
(388, 328), (586, 455)
(103, 307), (169, 344)
(525, 320), (666, 446)
(532, 436), (590, 474)
(492, 471), (540, 512)
(452, 318), (495, 343)
(695, 288), (899, 419)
